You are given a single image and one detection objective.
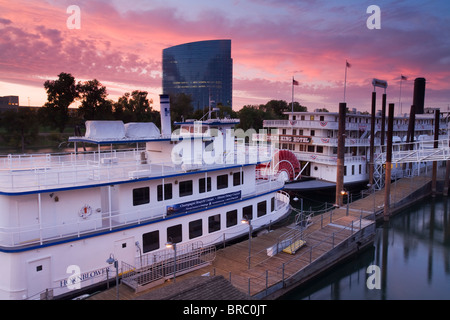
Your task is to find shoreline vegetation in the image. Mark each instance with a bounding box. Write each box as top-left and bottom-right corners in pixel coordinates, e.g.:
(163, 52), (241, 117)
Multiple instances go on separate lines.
(0, 72), (309, 154)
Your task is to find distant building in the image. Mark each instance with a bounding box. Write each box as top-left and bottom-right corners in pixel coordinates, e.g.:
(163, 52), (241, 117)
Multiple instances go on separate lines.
(162, 39), (233, 110)
(0, 96), (19, 111)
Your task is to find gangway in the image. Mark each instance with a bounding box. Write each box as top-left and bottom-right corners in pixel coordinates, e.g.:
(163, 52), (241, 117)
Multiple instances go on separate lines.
(373, 138), (450, 190)
(375, 138), (450, 165)
(121, 242), (216, 292)
(266, 209), (312, 256)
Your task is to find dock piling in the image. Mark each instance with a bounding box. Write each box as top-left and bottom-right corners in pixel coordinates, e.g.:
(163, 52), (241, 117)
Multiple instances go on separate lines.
(432, 109), (440, 196)
(384, 103), (395, 221)
(335, 103), (346, 207)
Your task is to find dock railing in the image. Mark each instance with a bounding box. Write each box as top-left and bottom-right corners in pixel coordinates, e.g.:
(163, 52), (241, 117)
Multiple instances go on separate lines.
(253, 215), (367, 297)
(122, 241), (216, 292)
(222, 206), (375, 297)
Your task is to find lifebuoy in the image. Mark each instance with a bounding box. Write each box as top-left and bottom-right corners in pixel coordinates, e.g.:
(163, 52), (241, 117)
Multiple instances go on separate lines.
(79, 204), (92, 219)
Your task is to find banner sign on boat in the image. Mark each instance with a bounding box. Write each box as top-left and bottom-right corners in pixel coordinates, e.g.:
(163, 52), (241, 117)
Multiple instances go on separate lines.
(280, 135), (312, 143)
(167, 191), (241, 215)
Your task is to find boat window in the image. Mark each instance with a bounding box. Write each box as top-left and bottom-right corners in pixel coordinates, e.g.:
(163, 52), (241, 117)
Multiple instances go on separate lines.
(233, 172), (243, 186)
(133, 187), (150, 206)
(179, 180), (193, 197)
(243, 205), (253, 220)
(257, 201), (267, 217)
(271, 197), (275, 212)
(167, 224), (182, 244)
(217, 174), (228, 190)
(157, 183), (173, 201)
(199, 177), (211, 193)
(142, 230), (159, 253)
(226, 210), (238, 227)
(208, 214), (221, 233)
(189, 219), (203, 239)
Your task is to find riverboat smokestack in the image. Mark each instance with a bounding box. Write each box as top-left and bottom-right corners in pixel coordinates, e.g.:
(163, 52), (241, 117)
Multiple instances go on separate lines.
(413, 77), (426, 114)
(160, 94), (171, 136)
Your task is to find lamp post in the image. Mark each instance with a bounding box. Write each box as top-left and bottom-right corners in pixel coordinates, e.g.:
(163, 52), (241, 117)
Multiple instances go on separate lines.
(166, 241), (177, 282)
(341, 189), (349, 216)
(241, 217), (252, 269)
(106, 253), (119, 300)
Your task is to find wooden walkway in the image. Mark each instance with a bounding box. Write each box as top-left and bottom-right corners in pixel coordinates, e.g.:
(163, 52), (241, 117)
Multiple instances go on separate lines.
(88, 174), (433, 300)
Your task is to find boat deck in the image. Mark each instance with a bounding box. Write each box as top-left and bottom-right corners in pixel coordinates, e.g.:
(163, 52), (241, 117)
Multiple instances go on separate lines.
(0, 146), (273, 193)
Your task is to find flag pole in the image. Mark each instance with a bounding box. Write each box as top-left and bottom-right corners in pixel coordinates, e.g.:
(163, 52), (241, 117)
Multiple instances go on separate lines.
(291, 76), (294, 114)
(344, 60), (349, 102)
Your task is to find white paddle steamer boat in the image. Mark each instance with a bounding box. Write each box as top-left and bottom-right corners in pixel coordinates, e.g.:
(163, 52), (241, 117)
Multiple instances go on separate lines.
(0, 96), (290, 299)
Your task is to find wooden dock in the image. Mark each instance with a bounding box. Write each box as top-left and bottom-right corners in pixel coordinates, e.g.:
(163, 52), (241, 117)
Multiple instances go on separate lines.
(88, 174), (434, 300)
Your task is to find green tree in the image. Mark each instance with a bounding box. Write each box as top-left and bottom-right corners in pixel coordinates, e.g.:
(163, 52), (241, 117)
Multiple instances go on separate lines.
(42, 72), (79, 132)
(114, 90), (160, 125)
(77, 79), (113, 120)
(237, 105), (266, 131)
(1, 108), (39, 152)
(261, 100), (307, 119)
(169, 93), (194, 122)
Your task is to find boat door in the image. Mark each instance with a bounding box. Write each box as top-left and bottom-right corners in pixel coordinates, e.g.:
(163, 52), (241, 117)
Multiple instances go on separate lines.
(101, 185), (119, 227)
(27, 256), (52, 299)
(113, 237), (136, 272)
(17, 197), (40, 243)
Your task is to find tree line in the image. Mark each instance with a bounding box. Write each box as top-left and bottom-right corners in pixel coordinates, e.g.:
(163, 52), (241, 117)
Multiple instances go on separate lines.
(0, 72), (308, 152)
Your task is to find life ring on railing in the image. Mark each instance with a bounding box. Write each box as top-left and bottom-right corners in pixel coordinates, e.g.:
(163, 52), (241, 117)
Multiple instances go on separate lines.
(79, 204), (92, 219)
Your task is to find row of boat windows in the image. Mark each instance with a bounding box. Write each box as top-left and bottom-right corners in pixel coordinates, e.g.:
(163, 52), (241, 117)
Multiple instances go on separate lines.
(132, 172), (244, 206)
(141, 198), (276, 253)
(281, 144), (324, 153)
(343, 164), (366, 176)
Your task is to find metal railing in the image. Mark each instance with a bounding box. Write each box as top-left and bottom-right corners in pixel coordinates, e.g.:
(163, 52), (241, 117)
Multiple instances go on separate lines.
(0, 144), (276, 192)
(208, 208), (374, 298)
(0, 188), (290, 248)
(122, 242), (216, 291)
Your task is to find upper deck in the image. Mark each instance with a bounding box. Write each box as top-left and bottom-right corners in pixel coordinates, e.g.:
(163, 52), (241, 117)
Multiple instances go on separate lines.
(0, 142), (274, 194)
(264, 110), (446, 133)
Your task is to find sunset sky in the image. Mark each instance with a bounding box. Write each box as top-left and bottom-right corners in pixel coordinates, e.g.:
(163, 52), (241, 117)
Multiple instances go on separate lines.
(1, 0), (449, 113)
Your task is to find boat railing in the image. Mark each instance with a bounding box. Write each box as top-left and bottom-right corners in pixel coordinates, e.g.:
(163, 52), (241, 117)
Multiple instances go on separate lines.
(294, 152), (369, 165)
(0, 143), (275, 192)
(0, 187), (289, 249)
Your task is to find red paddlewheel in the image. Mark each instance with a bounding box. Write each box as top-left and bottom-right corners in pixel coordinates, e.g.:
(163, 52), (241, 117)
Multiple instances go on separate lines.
(273, 149), (301, 181)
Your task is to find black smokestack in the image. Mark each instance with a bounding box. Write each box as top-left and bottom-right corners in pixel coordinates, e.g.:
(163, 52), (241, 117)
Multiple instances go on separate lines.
(413, 77), (426, 114)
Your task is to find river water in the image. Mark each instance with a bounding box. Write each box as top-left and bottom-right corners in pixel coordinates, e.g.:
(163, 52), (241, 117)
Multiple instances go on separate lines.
(283, 195), (450, 300)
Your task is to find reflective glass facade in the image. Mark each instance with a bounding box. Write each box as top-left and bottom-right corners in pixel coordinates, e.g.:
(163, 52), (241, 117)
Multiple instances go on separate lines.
(162, 40), (232, 110)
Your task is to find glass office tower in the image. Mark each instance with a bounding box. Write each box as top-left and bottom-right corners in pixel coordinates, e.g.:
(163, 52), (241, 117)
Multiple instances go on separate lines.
(162, 40), (232, 110)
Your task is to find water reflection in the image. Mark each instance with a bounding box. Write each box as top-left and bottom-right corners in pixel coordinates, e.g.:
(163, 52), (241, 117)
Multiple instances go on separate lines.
(284, 196), (450, 300)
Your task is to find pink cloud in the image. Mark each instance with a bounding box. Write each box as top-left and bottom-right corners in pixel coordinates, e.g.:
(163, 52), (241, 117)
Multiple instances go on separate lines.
(0, 0), (449, 113)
